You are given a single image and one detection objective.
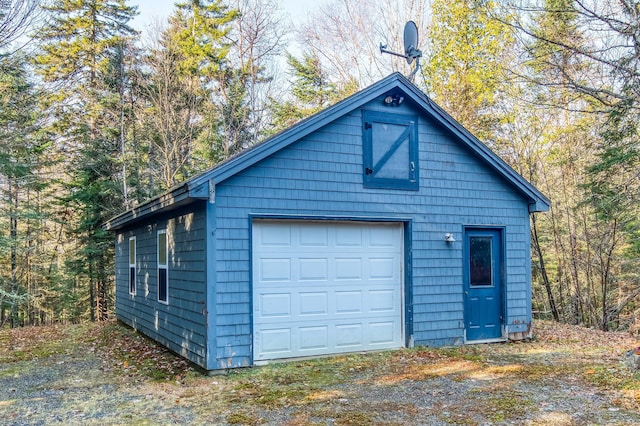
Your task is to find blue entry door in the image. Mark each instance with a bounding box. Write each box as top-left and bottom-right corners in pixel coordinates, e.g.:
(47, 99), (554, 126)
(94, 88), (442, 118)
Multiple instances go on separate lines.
(464, 229), (503, 341)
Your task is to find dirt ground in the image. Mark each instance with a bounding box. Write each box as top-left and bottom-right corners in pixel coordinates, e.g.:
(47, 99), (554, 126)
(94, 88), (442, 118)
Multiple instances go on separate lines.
(1, 320), (640, 425)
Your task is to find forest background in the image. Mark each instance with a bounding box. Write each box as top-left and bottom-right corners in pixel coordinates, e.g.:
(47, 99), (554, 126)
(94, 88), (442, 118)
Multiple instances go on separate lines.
(1, 0), (638, 333)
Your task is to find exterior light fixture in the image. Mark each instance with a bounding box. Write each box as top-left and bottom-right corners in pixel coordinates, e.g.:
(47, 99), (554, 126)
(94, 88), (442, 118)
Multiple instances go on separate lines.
(445, 233), (455, 243)
(383, 94), (404, 106)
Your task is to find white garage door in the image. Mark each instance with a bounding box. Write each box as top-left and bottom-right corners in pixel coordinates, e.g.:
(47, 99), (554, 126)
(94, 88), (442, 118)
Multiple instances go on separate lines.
(252, 220), (404, 361)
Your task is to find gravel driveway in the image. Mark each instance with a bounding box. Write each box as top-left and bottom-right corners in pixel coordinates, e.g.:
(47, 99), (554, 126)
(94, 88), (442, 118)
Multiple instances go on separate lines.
(1, 321), (639, 425)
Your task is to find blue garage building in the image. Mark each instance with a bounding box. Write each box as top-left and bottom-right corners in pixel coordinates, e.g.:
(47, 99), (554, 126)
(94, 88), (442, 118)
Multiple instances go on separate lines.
(105, 73), (550, 371)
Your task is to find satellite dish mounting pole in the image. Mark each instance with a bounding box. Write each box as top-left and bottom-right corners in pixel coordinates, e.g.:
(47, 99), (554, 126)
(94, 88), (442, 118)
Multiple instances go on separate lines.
(379, 44), (408, 59)
(379, 20), (422, 82)
(407, 54), (421, 81)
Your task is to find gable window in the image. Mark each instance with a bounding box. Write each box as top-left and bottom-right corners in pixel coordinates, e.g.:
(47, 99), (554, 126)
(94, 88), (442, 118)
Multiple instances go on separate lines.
(129, 237), (136, 296)
(157, 229), (168, 304)
(363, 110), (419, 190)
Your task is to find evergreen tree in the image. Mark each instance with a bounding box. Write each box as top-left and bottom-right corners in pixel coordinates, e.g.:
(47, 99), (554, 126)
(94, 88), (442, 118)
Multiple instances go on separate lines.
(34, 0), (137, 321)
(139, 23), (206, 191)
(424, 0), (511, 142)
(171, 0), (238, 79)
(269, 52), (358, 132)
(139, 0), (238, 187)
(582, 1), (640, 330)
(505, 0), (639, 330)
(586, 101), (640, 330)
(0, 54), (46, 326)
(212, 66), (253, 158)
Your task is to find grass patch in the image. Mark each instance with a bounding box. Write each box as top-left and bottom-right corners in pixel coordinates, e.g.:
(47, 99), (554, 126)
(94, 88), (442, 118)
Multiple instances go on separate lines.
(0, 322), (97, 363)
(585, 366), (640, 389)
(486, 389), (534, 422)
(94, 321), (194, 382)
(433, 345), (486, 363)
(497, 362), (575, 382)
(584, 365), (640, 409)
(226, 411), (263, 425)
(0, 365), (24, 378)
(457, 387), (534, 423)
(334, 411), (375, 425)
(308, 407), (377, 426)
(226, 356), (367, 408)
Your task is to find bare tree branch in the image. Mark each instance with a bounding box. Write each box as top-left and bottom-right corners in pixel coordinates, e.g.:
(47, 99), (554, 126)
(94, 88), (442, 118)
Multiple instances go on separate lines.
(0, 0), (41, 52)
(500, 0), (640, 111)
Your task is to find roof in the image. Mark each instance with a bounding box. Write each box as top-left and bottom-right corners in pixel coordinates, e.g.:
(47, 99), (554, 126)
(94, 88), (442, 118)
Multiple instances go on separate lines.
(104, 72), (550, 231)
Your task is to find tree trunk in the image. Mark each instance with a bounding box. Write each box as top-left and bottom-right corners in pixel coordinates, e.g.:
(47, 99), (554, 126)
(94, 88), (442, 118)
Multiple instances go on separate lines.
(89, 259), (96, 322)
(98, 254), (108, 321)
(531, 213), (559, 321)
(10, 179), (19, 328)
(600, 219), (618, 331)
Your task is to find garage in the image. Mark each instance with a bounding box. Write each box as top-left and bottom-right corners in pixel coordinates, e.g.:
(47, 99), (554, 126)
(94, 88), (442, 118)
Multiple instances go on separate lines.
(109, 72), (550, 370)
(252, 220), (404, 361)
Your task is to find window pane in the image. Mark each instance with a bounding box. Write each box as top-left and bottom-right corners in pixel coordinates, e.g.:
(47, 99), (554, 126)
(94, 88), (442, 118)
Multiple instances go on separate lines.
(158, 268), (167, 302)
(363, 111), (418, 191)
(130, 267), (136, 294)
(158, 232), (167, 266)
(372, 122), (410, 180)
(129, 238), (135, 264)
(470, 237), (492, 286)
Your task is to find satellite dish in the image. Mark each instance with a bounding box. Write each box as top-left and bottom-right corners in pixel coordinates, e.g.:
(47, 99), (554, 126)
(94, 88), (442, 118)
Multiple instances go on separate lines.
(379, 20), (423, 81)
(403, 21), (419, 64)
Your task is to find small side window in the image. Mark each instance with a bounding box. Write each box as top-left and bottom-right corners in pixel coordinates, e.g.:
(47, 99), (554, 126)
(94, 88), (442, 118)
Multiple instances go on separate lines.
(129, 236), (136, 296)
(363, 110), (419, 190)
(157, 230), (168, 304)
(469, 236), (493, 287)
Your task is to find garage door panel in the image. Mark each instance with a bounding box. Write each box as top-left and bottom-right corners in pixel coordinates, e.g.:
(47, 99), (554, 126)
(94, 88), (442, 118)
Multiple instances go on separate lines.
(299, 292), (328, 316)
(335, 258), (363, 280)
(255, 320), (403, 359)
(299, 326), (328, 351)
(369, 226), (397, 247)
(369, 289), (396, 312)
(335, 290), (362, 314)
(368, 257), (397, 279)
(299, 258), (328, 281)
(370, 321), (397, 344)
(259, 258), (291, 282)
(259, 293), (291, 318)
(260, 328), (291, 354)
(335, 227), (363, 246)
(257, 287), (401, 316)
(336, 323), (363, 347)
(259, 224), (292, 246)
(299, 226), (328, 246)
(253, 221), (403, 361)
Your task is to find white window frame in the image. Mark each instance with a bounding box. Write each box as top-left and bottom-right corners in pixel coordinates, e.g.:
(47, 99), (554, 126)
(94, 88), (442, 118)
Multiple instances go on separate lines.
(129, 236), (136, 296)
(157, 229), (168, 304)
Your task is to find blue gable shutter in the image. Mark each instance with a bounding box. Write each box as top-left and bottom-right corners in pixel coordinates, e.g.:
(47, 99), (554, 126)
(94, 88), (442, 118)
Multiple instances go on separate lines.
(363, 110), (419, 190)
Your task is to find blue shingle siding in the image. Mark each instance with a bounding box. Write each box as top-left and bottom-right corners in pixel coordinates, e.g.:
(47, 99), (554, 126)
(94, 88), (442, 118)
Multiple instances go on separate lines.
(115, 204), (208, 367)
(109, 74), (547, 369)
(208, 100), (533, 367)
